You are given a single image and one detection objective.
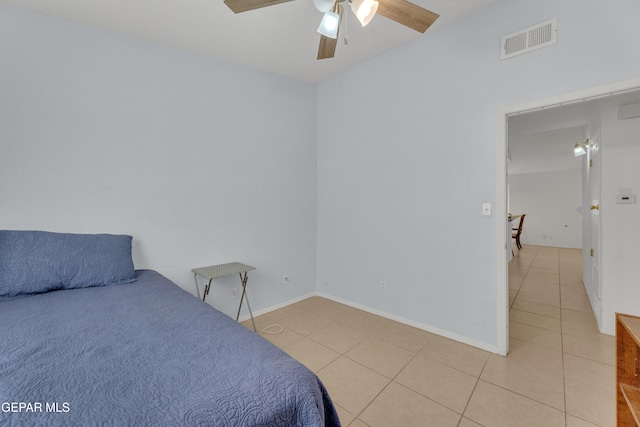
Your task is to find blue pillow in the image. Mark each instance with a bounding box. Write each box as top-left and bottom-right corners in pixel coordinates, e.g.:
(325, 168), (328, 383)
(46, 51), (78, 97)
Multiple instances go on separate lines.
(0, 230), (136, 299)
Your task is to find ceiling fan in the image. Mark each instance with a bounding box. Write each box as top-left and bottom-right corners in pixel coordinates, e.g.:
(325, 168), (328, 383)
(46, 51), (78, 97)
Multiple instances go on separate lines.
(223, 0), (439, 60)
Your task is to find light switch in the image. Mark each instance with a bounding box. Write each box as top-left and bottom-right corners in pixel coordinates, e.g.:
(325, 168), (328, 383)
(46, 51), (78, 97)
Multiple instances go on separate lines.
(482, 203), (492, 216)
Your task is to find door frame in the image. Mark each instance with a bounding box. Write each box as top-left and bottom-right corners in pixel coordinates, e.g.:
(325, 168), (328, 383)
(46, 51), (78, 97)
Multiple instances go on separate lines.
(496, 77), (640, 356)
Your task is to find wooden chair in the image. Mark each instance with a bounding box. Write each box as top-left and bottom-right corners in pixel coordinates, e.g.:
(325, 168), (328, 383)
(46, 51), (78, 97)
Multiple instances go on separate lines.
(512, 214), (526, 250)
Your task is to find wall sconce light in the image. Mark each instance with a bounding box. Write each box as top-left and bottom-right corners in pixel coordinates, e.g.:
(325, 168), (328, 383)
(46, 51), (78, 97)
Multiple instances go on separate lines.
(574, 139), (589, 157)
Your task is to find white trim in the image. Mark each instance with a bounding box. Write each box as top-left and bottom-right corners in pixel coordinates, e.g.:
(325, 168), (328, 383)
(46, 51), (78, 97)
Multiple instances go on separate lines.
(236, 292), (317, 322)
(497, 115), (509, 356)
(316, 292), (499, 354)
(497, 76), (640, 356)
(504, 79), (640, 117)
(244, 291), (499, 353)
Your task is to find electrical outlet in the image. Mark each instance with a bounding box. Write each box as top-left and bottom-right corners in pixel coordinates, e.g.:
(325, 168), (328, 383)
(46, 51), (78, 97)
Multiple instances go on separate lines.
(380, 281), (387, 292)
(230, 288), (238, 299)
(283, 275), (290, 285)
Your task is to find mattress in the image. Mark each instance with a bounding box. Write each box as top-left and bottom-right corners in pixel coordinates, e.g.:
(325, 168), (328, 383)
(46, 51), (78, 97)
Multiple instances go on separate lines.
(0, 269), (340, 426)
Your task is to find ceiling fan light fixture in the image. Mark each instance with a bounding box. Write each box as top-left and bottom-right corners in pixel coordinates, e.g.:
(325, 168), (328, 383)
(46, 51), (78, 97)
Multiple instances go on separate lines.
(317, 11), (340, 39)
(313, 0), (334, 13)
(351, 0), (378, 27)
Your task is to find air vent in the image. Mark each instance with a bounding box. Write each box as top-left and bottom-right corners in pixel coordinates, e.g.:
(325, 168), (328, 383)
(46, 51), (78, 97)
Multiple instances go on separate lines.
(501, 18), (557, 60)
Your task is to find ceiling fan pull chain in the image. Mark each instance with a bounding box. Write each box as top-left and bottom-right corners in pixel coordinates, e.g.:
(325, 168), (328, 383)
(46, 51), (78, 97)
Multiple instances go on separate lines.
(344, 5), (349, 45)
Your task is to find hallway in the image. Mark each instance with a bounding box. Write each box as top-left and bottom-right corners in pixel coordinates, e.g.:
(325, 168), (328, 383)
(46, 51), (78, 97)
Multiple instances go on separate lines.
(509, 245), (615, 426)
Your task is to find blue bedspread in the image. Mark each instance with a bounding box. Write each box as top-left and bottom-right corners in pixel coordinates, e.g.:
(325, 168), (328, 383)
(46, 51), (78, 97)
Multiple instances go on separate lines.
(0, 270), (341, 426)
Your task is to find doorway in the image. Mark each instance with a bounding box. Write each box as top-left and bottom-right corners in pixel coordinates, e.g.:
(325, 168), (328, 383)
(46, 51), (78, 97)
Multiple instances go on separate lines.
(496, 78), (640, 356)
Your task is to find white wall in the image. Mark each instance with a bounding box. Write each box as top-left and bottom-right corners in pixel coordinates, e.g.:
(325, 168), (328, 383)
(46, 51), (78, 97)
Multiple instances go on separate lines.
(600, 102), (640, 334)
(509, 169), (582, 248)
(317, 0), (640, 350)
(0, 4), (318, 318)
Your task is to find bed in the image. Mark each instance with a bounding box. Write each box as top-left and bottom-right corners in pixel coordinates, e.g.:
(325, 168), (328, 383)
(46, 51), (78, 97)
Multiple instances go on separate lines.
(0, 230), (341, 426)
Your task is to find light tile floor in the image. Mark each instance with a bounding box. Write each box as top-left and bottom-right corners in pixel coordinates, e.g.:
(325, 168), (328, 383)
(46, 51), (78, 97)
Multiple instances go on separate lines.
(244, 245), (616, 427)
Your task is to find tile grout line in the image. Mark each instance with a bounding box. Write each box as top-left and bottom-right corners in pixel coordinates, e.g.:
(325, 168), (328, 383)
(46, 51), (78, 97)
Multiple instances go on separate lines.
(499, 248), (572, 420)
(347, 338), (432, 423)
(457, 355), (491, 426)
(508, 246), (573, 423)
(558, 250), (611, 427)
(508, 244), (537, 312)
(555, 250), (569, 427)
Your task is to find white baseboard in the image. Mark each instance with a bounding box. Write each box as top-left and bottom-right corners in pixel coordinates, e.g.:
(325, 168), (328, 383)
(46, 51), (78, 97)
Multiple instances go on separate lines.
(237, 292), (317, 322)
(316, 292), (499, 354)
(242, 291), (498, 354)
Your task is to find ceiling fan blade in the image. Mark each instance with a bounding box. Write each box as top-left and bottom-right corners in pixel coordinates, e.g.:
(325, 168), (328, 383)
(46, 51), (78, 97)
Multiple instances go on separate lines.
(224, 0), (294, 13)
(376, 0), (439, 33)
(317, 35), (338, 60)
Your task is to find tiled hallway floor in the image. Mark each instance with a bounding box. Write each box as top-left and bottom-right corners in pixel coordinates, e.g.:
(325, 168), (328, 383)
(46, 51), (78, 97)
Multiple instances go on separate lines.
(245, 245), (616, 426)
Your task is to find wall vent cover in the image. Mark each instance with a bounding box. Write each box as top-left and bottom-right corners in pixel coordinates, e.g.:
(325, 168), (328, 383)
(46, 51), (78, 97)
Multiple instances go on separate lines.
(501, 18), (557, 60)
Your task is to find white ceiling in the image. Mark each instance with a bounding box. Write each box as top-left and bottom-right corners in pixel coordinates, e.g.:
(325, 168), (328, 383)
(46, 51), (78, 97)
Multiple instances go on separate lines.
(0, 0), (502, 82)
(507, 90), (640, 175)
